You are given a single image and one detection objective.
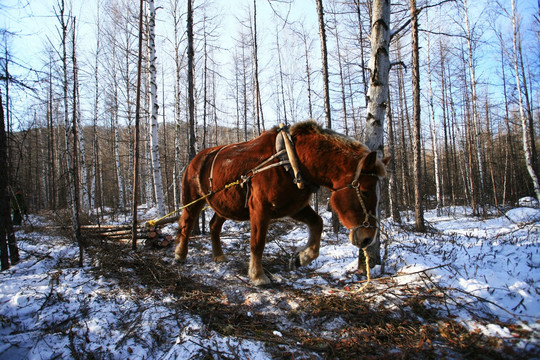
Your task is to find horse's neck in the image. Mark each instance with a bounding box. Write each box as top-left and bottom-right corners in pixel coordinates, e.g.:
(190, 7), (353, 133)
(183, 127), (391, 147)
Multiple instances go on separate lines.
(295, 137), (354, 190)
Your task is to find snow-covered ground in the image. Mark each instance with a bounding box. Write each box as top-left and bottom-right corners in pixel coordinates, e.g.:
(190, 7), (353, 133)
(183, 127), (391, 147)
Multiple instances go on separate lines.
(0, 203), (538, 359)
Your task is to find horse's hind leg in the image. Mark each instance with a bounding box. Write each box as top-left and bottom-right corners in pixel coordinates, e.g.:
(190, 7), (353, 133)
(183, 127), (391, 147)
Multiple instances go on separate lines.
(249, 211), (271, 286)
(209, 213), (227, 262)
(174, 201), (205, 262)
(290, 205), (323, 269)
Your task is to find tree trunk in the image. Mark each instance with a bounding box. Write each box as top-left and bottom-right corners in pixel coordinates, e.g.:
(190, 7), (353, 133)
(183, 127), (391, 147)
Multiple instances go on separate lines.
(462, 0), (485, 215)
(511, 0), (540, 203)
(316, 0), (331, 129)
(148, 0), (166, 217)
(172, 0), (183, 210)
(74, 42), (89, 214)
(71, 17), (83, 266)
(0, 95), (18, 270)
(187, 0), (196, 162)
(252, 0), (264, 133)
(410, 0), (425, 232)
(365, 0), (390, 153)
(359, 0), (391, 272)
(386, 91), (400, 223)
(276, 31), (289, 125)
(132, 0), (145, 250)
(426, 22), (442, 214)
(186, 0), (200, 234)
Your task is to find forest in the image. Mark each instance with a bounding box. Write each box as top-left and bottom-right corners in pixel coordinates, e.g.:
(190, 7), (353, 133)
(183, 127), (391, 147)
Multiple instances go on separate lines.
(1, 0), (539, 228)
(0, 0), (539, 358)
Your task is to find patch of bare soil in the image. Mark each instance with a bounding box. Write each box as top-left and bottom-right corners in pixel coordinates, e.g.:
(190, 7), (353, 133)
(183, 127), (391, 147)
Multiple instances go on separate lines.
(85, 231), (535, 360)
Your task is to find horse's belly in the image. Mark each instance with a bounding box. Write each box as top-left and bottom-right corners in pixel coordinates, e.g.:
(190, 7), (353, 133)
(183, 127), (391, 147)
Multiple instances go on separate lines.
(206, 189), (250, 221)
(207, 185), (311, 221)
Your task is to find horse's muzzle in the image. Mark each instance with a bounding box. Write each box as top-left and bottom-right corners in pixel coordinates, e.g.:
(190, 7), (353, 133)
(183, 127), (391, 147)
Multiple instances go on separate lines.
(349, 227), (376, 248)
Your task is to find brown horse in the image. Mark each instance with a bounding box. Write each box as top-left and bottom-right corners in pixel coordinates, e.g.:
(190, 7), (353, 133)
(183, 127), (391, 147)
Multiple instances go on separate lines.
(175, 121), (390, 286)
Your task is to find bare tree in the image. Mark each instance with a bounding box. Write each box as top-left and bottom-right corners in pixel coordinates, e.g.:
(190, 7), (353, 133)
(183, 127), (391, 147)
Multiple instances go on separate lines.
(410, 0), (424, 232)
(148, 0), (166, 217)
(187, 0), (196, 162)
(171, 0), (185, 209)
(316, 0), (331, 129)
(56, 0), (83, 265)
(252, 0), (264, 133)
(132, 0), (145, 249)
(0, 94), (18, 270)
(461, 0), (486, 215)
(511, 0), (540, 203)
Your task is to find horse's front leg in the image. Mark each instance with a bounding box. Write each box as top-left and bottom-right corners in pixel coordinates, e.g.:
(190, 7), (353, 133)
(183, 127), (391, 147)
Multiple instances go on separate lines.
(290, 205), (323, 269)
(248, 211), (271, 286)
(174, 201), (205, 262)
(209, 213), (227, 262)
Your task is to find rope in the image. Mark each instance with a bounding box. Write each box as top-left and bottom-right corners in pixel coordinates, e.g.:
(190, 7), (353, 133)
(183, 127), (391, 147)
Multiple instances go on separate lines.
(146, 179), (242, 227)
(353, 248), (371, 293)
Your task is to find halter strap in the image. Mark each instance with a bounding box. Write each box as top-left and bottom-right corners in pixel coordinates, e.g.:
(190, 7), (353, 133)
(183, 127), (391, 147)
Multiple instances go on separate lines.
(331, 156), (381, 230)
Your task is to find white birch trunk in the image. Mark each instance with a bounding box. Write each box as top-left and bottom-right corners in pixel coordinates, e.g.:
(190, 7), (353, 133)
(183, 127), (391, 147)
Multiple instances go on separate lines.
(172, 0), (182, 209)
(114, 113), (125, 210)
(426, 22), (442, 213)
(364, 0), (390, 153)
(511, 0), (540, 203)
(173, 80), (182, 208)
(148, 0), (166, 217)
(76, 92), (89, 212)
(91, 18), (100, 211)
(360, 0), (391, 270)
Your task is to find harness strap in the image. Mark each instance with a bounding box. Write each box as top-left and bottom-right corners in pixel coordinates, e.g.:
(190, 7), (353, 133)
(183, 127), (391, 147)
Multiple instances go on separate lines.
(252, 149), (287, 173)
(209, 144), (232, 193)
(278, 123), (304, 189)
(247, 159), (290, 179)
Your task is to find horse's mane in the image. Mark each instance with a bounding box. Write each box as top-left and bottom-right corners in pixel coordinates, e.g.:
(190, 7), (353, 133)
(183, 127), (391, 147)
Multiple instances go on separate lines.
(289, 120), (369, 154)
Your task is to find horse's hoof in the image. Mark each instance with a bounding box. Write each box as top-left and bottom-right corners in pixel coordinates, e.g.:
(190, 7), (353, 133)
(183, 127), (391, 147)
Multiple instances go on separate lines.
(174, 255), (186, 264)
(251, 274), (271, 287)
(213, 255), (228, 263)
(289, 253), (301, 270)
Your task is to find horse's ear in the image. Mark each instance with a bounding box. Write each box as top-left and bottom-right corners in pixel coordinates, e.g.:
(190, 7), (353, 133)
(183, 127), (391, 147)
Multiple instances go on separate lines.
(382, 156), (391, 166)
(361, 151), (378, 172)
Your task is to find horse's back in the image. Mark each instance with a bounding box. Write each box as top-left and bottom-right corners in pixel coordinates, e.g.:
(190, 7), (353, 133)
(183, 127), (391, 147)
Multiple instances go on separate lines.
(182, 130), (282, 219)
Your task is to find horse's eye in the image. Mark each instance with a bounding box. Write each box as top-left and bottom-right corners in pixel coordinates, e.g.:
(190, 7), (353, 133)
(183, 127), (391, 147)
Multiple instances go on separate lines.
(361, 191), (370, 198)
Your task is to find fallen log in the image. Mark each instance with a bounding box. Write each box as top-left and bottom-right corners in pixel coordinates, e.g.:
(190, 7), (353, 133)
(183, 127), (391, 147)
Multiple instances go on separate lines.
(81, 222), (173, 248)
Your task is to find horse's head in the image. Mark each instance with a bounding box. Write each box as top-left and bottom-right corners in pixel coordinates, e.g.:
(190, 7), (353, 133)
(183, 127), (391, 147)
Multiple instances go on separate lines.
(330, 151), (390, 248)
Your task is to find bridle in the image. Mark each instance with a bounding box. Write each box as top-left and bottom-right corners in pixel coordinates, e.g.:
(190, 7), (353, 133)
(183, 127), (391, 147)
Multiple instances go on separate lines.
(332, 158), (381, 230)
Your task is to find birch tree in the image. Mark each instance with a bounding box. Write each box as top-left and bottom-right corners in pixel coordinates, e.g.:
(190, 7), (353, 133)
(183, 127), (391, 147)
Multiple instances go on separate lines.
(426, 13), (442, 214)
(361, 0), (391, 270)
(511, 0), (540, 203)
(90, 4), (102, 213)
(364, 0), (390, 154)
(148, 0), (166, 217)
(72, 19), (90, 213)
(171, 0), (185, 209)
(187, 0), (197, 162)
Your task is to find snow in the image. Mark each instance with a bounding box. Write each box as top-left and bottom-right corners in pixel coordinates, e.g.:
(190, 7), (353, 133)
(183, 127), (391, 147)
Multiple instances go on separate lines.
(1, 203), (539, 358)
